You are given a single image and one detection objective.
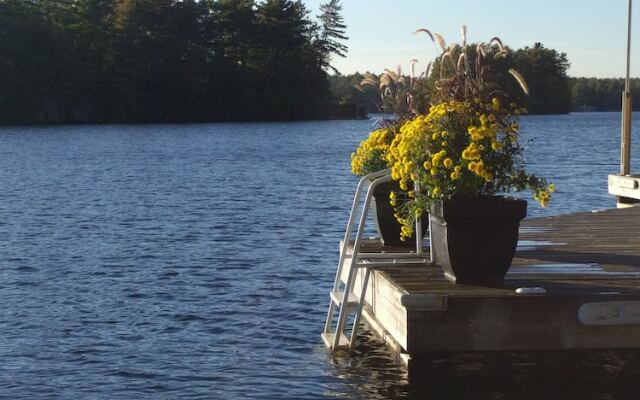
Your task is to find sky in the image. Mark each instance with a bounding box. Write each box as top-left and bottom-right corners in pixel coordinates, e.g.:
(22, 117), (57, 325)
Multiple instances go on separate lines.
(303, 0), (636, 78)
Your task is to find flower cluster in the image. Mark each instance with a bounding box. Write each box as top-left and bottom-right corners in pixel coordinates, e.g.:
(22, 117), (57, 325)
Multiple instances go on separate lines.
(386, 96), (554, 240)
(350, 127), (395, 176)
(534, 183), (555, 208)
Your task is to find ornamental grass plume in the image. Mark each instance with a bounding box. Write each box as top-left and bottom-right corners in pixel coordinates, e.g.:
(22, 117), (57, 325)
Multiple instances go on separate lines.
(350, 70), (427, 177)
(350, 56), (434, 177)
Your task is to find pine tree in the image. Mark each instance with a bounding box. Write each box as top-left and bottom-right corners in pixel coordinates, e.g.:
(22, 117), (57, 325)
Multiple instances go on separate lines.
(316, 0), (348, 73)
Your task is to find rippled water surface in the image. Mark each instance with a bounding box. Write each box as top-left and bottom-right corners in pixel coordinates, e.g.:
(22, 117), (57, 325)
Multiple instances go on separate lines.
(1, 113), (640, 399)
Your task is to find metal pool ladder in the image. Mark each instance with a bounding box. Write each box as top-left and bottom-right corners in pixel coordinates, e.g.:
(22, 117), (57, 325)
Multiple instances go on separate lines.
(322, 169), (436, 350)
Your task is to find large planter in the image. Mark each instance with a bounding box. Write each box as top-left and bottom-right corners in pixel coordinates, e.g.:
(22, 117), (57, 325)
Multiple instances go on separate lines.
(372, 181), (427, 248)
(430, 196), (527, 284)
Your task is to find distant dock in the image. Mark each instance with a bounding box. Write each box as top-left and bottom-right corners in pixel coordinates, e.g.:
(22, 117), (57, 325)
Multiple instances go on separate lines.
(345, 206), (640, 368)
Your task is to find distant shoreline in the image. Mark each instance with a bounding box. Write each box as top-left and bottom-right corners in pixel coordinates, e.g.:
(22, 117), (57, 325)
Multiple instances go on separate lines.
(0, 116), (370, 128)
(3, 110), (639, 128)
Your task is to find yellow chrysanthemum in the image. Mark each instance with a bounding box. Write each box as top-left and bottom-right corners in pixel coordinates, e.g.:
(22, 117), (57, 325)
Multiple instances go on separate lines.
(491, 97), (501, 112)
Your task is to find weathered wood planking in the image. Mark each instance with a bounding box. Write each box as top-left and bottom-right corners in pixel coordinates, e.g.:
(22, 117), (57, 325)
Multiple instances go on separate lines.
(355, 206), (640, 360)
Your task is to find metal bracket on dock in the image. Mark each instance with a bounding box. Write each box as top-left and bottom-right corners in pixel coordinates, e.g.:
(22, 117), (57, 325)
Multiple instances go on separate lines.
(578, 300), (640, 326)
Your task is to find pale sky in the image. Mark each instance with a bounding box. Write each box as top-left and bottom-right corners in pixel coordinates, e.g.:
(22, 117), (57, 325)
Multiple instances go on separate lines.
(303, 0), (636, 78)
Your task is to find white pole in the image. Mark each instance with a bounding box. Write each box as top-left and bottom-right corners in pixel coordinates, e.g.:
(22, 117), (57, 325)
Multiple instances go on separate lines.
(626, 0), (633, 94)
(621, 0), (633, 176)
(415, 182), (422, 255)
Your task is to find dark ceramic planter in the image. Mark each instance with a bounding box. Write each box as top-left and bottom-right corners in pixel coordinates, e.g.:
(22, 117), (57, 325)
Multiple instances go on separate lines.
(372, 181), (427, 248)
(430, 196), (527, 284)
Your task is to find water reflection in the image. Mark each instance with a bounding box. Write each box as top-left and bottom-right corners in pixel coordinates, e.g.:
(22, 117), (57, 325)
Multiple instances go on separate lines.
(328, 331), (640, 399)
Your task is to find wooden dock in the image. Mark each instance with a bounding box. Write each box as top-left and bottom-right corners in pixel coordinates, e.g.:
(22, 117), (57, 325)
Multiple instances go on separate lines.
(350, 206), (640, 367)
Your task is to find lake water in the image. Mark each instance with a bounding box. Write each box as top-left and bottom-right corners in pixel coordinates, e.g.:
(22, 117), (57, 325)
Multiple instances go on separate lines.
(1, 113), (640, 399)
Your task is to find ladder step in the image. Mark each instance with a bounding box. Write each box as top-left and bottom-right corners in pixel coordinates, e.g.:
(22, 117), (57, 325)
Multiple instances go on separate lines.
(321, 332), (350, 349)
(330, 290), (359, 308)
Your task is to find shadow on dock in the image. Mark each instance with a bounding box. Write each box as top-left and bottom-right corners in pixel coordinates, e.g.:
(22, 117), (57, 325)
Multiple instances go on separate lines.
(517, 249), (640, 269)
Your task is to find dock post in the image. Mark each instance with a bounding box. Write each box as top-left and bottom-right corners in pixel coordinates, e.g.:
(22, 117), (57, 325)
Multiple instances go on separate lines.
(613, 0), (638, 207)
(415, 181), (422, 255)
(621, 0), (633, 177)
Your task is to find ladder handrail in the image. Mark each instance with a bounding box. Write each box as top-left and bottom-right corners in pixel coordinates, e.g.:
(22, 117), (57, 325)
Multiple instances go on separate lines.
(348, 174), (393, 268)
(331, 169), (391, 293)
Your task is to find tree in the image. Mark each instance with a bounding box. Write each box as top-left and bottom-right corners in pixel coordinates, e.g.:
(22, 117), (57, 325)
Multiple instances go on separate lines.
(511, 44), (571, 114)
(316, 0), (348, 73)
(211, 0), (256, 66)
(253, 0), (328, 120)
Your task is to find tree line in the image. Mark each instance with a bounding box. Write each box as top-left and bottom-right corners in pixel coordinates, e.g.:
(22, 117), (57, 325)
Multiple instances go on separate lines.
(0, 0), (347, 124)
(331, 43), (640, 115)
(570, 77), (640, 111)
(331, 43), (574, 115)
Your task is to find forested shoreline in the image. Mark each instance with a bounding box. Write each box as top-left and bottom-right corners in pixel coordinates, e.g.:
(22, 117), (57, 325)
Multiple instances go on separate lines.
(570, 77), (640, 111)
(0, 0), (347, 124)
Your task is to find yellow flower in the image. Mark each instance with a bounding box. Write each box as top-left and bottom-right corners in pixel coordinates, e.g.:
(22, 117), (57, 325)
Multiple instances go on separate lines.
(423, 161), (432, 170)
(432, 187), (441, 197)
(431, 156), (439, 167)
(468, 126), (480, 140)
(491, 97), (501, 112)
(391, 166), (400, 180)
(462, 143), (480, 160)
(443, 158), (453, 168)
(430, 168), (438, 176)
